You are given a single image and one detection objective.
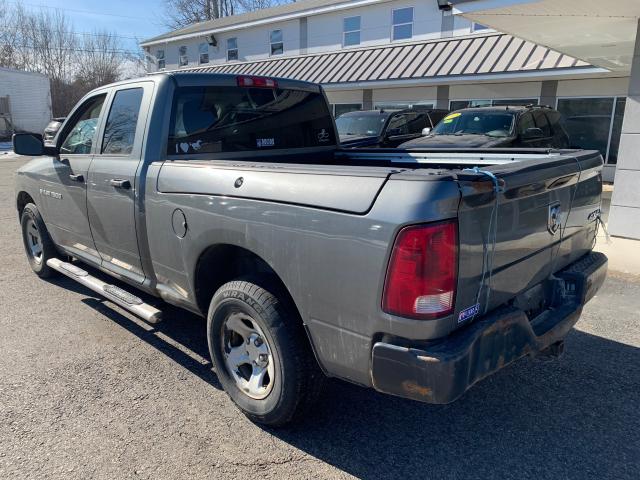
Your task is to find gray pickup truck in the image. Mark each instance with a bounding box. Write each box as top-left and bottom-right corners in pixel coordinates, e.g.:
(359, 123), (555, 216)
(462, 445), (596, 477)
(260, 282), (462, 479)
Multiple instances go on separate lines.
(13, 73), (607, 426)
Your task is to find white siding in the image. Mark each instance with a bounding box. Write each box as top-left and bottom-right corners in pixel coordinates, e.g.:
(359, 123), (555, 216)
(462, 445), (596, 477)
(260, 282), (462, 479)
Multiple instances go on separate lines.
(556, 77), (629, 97)
(325, 90), (363, 104)
(373, 86), (438, 104)
(155, 19), (301, 70)
(0, 68), (51, 133)
(307, 1), (445, 54)
(450, 81), (542, 101)
(148, 0), (489, 72)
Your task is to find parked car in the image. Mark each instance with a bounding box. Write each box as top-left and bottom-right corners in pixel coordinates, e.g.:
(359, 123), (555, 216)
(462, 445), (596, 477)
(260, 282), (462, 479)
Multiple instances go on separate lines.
(13, 73), (606, 426)
(400, 105), (570, 149)
(337, 108), (449, 148)
(43, 117), (66, 143)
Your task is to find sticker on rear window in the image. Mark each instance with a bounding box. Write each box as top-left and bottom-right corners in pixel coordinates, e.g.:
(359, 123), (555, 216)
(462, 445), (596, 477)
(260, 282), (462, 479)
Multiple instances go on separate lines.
(458, 303), (480, 323)
(317, 128), (330, 143)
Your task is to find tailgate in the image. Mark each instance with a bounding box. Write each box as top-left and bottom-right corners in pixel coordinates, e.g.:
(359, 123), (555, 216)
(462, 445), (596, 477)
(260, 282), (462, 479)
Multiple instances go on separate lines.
(455, 150), (603, 320)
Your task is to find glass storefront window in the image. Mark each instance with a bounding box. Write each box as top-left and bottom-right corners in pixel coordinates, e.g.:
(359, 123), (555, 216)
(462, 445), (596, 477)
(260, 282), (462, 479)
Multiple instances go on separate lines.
(334, 103), (362, 117)
(373, 102), (434, 111)
(492, 98), (538, 106)
(450, 98), (538, 110)
(557, 97), (622, 164)
(607, 97), (626, 164)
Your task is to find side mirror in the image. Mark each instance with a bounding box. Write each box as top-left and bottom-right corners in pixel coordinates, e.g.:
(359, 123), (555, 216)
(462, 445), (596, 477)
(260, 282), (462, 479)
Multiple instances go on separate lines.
(521, 127), (544, 140)
(421, 127), (431, 136)
(13, 133), (45, 156)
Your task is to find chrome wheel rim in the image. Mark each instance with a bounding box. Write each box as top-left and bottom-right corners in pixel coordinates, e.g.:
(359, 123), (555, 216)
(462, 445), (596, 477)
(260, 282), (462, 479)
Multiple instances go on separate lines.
(25, 218), (43, 264)
(221, 312), (275, 400)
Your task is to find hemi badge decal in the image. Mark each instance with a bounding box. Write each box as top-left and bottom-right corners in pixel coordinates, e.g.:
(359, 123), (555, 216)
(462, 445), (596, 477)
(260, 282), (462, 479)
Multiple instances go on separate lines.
(458, 303), (480, 323)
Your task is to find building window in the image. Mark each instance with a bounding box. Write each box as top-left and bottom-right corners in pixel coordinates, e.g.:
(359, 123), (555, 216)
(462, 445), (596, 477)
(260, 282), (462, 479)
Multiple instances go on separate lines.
(179, 46), (188, 67)
(450, 99), (538, 110)
(392, 7), (413, 41)
(156, 49), (165, 70)
(227, 37), (238, 61)
(333, 103), (362, 117)
(491, 98), (538, 106)
(374, 102), (434, 111)
(343, 16), (361, 47)
(101, 88), (144, 155)
(270, 29), (283, 56)
(199, 43), (209, 64)
(557, 96), (626, 165)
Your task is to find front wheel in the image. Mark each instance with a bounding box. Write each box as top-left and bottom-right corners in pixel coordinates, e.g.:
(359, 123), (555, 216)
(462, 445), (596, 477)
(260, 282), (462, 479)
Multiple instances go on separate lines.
(207, 278), (324, 426)
(20, 203), (58, 278)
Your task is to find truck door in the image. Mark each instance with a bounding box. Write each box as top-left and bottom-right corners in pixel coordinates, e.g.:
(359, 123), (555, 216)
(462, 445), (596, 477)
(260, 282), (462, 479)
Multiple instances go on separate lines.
(43, 93), (107, 264)
(87, 83), (152, 284)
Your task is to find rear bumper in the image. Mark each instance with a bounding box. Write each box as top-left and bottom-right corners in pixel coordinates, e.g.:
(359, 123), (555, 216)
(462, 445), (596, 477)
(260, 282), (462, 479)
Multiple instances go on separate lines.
(371, 251), (607, 404)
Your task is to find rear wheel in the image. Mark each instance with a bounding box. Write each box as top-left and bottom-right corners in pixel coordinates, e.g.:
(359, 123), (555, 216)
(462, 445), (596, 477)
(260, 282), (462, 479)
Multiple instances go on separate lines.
(207, 278), (324, 426)
(20, 203), (58, 278)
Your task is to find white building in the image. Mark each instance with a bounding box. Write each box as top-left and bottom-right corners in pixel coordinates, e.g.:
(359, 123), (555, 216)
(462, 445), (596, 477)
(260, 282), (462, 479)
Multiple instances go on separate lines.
(0, 67), (51, 137)
(141, 0), (632, 184)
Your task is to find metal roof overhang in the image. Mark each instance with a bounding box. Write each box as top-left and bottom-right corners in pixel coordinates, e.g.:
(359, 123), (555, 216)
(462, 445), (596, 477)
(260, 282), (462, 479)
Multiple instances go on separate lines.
(451, 0), (640, 73)
(173, 33), (608, 87)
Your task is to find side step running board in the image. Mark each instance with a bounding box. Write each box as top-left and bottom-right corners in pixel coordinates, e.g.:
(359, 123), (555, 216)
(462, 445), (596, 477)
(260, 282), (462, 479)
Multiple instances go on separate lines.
(47, 258), (162, 324)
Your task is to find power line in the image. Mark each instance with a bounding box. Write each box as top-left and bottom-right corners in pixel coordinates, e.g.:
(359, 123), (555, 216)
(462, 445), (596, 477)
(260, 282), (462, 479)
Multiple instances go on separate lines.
(8, 26), (144, 41)
(4, 42), (143, 56)
(7, 1), (150, 20)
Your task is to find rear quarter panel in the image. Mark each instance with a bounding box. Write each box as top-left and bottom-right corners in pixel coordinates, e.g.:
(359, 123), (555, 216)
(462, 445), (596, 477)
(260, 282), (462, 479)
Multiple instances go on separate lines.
(144, 163), (460, 386)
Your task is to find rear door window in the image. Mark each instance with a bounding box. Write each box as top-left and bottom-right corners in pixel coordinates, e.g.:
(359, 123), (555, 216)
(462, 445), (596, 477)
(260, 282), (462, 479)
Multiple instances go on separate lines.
(168, 85), (336, 155)
(101, 88), (144, 155)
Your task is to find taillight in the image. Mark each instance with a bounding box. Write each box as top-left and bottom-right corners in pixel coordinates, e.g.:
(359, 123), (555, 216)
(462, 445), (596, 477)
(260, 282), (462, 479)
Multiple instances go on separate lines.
(382, 221), (458, 319)
(236, 75), (278, 88)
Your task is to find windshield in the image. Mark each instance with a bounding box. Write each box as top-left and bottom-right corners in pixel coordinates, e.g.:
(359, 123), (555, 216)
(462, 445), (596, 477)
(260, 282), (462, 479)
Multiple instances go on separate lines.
(336, 114), (387, 137)
(432, 111), (515, 137)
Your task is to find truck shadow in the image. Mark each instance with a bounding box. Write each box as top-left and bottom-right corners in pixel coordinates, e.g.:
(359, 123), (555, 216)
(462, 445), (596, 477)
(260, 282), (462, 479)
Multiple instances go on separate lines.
(276, 330), (639, 480)
(47, 271), (221, 391)
(48, 272), (638, 480)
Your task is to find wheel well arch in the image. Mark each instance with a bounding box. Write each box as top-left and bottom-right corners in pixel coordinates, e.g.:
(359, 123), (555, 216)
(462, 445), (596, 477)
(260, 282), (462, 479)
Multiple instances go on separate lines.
(16, 191), (35, 218)
(193, 244), (298, 318)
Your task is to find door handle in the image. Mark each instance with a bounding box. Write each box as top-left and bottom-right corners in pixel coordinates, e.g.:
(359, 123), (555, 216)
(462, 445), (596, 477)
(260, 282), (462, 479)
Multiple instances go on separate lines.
(69, 174), (84, 182)
(109, 179), (131, 189)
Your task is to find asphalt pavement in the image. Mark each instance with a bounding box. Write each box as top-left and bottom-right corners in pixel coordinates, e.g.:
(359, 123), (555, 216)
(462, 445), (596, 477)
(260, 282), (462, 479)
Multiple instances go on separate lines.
(1, 155), (638, 479)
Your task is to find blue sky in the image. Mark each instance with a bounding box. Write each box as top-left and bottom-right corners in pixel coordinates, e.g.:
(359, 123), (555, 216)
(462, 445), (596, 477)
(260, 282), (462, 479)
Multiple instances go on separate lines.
(20, 0), (167, 53)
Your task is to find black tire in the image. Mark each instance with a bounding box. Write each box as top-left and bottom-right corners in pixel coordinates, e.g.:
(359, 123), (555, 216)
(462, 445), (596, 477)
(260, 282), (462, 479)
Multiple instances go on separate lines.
(20, 203), (58, 278)
(207, 278), (324, 426)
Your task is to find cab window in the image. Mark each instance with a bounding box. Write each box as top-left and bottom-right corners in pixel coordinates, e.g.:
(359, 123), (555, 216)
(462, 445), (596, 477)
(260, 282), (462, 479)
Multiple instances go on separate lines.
(533, 111), (551, 137)
(518, 112), (536, 135)
(59, 95), (106, 155)
(168, 85), (335, 154)
(387, 114), (409, 135)
(101, 88), (144, 155)
(405, 113), (427, 134)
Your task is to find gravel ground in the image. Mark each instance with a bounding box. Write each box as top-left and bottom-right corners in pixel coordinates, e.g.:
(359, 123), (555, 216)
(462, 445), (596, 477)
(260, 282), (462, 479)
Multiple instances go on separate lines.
(1, 155), (638, 480)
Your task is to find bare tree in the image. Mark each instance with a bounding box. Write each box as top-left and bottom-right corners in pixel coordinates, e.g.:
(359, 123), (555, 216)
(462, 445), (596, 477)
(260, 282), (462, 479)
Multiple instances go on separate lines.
(76, 31), (123, 90)
(0, 1), (140, 116)
(163, 0), (294, 29)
